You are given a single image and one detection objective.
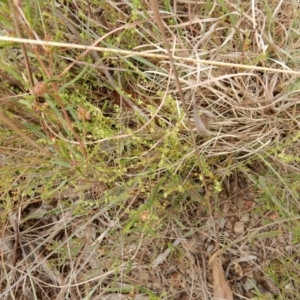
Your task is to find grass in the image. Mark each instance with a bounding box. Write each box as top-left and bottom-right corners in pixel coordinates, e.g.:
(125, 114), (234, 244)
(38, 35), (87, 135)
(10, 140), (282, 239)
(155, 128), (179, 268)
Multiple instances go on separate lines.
(1, 0), (300, 299)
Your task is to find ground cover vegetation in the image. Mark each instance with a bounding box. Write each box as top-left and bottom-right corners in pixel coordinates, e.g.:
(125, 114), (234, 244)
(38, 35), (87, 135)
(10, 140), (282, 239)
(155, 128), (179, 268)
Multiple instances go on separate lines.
(1, 0), (300, 299)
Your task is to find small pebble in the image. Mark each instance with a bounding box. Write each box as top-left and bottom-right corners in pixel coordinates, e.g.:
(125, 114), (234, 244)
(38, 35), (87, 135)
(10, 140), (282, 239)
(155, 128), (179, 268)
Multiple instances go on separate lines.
(234, 221), (245, 234)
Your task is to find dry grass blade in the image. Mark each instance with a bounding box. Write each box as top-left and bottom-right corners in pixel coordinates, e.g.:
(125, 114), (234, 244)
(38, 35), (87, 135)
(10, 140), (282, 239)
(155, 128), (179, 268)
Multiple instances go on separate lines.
(8, 0), (34, 88)
(0, 109), (50, 155)
(151, 238), (181, 268)
(1, 37), (300, 75)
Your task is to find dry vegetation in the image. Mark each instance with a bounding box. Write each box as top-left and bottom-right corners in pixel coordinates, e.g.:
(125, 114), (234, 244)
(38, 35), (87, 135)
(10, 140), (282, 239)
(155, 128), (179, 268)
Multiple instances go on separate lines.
(1, 0), (300, 299)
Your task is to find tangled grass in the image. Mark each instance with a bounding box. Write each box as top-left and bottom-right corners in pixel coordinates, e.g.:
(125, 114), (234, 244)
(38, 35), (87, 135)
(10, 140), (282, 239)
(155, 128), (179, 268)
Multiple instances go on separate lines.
(1, 0), (300, 299)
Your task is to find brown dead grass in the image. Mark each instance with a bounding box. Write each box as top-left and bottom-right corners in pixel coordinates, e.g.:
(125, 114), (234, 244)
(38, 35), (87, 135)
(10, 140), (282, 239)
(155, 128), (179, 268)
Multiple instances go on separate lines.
(1, 0), (300, 299)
